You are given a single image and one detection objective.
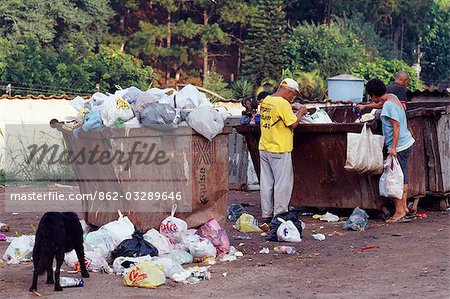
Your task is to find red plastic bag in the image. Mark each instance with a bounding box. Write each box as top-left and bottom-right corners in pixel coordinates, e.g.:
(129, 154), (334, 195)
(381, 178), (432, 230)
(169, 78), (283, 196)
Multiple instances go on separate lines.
(196, 218), (230, 255)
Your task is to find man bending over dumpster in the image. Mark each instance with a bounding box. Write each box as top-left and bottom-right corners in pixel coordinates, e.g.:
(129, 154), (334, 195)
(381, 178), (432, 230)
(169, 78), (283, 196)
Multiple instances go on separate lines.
(259, 78), (308, 223)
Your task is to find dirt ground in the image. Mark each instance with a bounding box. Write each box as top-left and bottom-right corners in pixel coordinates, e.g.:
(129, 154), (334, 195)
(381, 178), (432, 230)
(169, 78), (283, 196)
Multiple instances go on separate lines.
(0, 187), (449, 299)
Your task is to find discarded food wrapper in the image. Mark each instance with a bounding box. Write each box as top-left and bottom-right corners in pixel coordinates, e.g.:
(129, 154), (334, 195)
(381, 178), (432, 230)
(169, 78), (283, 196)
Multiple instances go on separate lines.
(415, 212), (428, 219)
(358, 245), (381, 252)
(60, 277), (84, 288)
(273, 246), (296, 254)
(312, 233), (326, 241)
(259, 223), (270, 232)
(235, 235), (252, 240)
(0, 222), (10, 232)
(320, 212), (339, 222)
(343, 207), (369, 231)
(259, 247), (269, 254)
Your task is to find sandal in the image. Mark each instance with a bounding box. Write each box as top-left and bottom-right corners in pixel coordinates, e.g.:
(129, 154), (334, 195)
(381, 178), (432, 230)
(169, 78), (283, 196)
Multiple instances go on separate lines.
(386, 216), (412, 223)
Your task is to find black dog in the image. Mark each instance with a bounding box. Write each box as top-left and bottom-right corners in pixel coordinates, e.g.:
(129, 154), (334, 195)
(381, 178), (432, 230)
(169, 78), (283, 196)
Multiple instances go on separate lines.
(30, 212), (89, 292)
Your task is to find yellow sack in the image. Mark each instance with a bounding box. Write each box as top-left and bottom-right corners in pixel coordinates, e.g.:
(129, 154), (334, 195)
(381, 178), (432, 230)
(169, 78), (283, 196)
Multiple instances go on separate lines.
(235, 213), (262, 233)
(123, 261), (166, 289)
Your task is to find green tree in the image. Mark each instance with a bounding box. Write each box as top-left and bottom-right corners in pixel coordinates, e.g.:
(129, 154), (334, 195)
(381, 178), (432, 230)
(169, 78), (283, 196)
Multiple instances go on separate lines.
(284, 22), (368, 79)
(242, 0), (287, 85)
(0, 0), (113, 47)
(352, 58), (423, 91)
(421, 0), (450, 81)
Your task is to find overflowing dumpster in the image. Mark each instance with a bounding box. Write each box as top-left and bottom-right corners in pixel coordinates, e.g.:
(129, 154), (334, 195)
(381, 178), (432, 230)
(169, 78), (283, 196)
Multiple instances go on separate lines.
(236, 106), (429, 212)
(59, 126), (232, 229)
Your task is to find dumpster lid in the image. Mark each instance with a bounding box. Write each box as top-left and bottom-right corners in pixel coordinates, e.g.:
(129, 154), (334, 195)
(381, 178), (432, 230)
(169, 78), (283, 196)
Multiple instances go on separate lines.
(327, 74), (365, 82)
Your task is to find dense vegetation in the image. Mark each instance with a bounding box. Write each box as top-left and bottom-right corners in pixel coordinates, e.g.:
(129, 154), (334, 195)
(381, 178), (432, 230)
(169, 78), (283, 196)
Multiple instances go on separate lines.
(0, 0), (448, 98)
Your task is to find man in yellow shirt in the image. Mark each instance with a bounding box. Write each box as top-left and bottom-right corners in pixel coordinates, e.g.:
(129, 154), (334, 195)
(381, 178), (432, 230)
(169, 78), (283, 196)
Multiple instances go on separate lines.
(259, 78), (307, 222)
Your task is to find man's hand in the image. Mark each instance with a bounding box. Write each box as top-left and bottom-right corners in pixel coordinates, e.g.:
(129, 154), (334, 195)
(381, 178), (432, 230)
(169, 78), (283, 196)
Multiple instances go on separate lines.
(296, 106), (308, 118)
(388, 147), (397, 156)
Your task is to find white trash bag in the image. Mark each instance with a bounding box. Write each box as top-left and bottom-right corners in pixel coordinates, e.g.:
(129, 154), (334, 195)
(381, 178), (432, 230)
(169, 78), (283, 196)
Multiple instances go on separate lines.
(186, 106), (224, 141)
(150, 257), (185, 279)
(300, 108), (332, 124)
(276, 218), (302, 242)
(143, 229), (173, 255)
(3, 235), (35, 264)
(345, 123), (385, 175)
(64, 250), (108, 272)
(379, 156), (404, 199)
(159, 204), (188, 243)
(100, 95), (135, 126)
(185, 234), (217, 258)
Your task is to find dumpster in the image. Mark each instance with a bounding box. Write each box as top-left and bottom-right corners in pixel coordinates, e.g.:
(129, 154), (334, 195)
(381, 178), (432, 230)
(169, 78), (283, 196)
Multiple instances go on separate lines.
(236, 107), (427, 212)
(228, 128), (249, 190)
(59, 125), (232, 230)
(422, 106), (450, 208)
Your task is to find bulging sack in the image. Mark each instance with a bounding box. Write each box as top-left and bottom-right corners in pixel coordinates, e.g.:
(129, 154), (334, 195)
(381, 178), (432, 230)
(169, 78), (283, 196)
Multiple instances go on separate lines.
(276, 218), (302, 242)
(235, 213), (262, 233)
(196, 218), (230, 255)
(159, 204), (188, 242)
(186, 106), (224, 141)
(379, 156), (404, 199)
(123, 261), (166, 288)
(143, 229), (173, 255)
(345, 123), (384, 175)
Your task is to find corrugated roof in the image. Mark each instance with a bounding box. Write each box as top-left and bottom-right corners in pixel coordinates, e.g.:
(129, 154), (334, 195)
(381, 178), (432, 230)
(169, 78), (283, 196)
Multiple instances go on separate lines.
(0, 94), (80, 100)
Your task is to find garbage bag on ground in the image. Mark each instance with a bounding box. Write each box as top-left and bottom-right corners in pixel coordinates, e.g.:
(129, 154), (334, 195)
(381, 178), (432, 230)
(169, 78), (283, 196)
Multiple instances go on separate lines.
(143, 229), (173, 255)
(3, 235), (35, 264)
(343, 207), (369, 231)
(227, 204), (246, 221)
(139, 103), (178, 128)
(159, 204), (188, 243)
(100, 96), (135, 127)
(162, 249), (194, 265)
(109, 230), (159, 263)
(196, 218), (230, 255)
(344, 123), (384, 175)
(123, 261), (166, 288)
(267, 211), (304, 241)
(65, 250), (108, 272)
(150, 257), (185, 279)
(379, 156), (404, 199)
(320, 212), (339, 222)
(113, 255), (153, 276)
(276, 218), (302, 242)
(184, 234), (217, 258)
(186, 106), (224, 141)
(235, 213), (262, 233)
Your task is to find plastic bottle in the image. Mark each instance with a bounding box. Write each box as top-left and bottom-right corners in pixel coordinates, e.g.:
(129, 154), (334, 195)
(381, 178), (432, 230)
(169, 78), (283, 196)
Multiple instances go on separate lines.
(273, 246), (296, 254)
(59, 277), (84, 288)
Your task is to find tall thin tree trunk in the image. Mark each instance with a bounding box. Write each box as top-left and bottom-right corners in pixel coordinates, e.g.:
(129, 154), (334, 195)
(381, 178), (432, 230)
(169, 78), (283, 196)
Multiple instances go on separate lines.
(166, 11), (172, 83)
(236, 24), (243, 80)
(400, 20), (404, 59)
(203, 10), (209, 83)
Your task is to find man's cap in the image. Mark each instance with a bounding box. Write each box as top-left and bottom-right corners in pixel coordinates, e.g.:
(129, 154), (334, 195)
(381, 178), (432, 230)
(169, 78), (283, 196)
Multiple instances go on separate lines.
(280, 78), (300, 93)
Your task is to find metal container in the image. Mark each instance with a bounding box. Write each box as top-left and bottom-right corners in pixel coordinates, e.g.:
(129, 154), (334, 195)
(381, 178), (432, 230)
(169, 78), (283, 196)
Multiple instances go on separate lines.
(327, 74), (365, 103)
(60, 126), (231, 229)
(228, 128), (249, 190)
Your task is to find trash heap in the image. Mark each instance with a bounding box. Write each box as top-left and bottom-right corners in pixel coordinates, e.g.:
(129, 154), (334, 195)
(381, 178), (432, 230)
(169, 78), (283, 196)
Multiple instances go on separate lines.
(65, 84), (231, 141)
(2, 206), (242, 289)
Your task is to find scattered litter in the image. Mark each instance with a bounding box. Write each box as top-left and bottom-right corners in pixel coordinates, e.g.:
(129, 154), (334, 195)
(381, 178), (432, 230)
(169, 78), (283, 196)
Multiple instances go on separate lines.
(358, 245), (381, 252)
(222, 272), (227, 277)
(176, 266), (211, 284)
(260, 232), (267, 237)
(320, 212), (339, 222)
(276, 218), (302, 242)
(327, 231), (345, 237)
(273, 246), (296, 254)
(235, 213), (262, 233)
(267, 211), (304, 241)
(391, 233), (402, 237)
(0, 222), (10, 232)
(32, 291), (42, 297)
(415, 212), (428, 219)
(11, 213), (18, 216)
(235, 252), (244, 257)
(343, 207), (369, 231)
(259, 247), (269, 254)
(60, 277), (84, 288)
(312, 214), (322, 219)
(297, 252), (320, 259)
(227, 204), (247, 221)
(0, 234), (6, 241)
(259, 223), (270, 232)
(196, 218), (230, 255)
(312, 233), (326, 241)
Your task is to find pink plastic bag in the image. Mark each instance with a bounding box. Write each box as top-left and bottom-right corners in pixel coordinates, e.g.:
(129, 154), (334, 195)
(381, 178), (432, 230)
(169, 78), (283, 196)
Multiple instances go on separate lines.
(196, 218), (230, 255)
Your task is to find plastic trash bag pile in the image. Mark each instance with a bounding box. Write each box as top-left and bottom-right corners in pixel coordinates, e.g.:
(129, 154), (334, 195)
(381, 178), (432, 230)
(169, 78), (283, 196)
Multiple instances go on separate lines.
(67, 84), (231, 141)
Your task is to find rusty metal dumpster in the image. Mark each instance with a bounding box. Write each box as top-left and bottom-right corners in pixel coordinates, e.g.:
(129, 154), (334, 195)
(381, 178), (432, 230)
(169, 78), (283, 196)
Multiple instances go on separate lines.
(236, 107), (427, 212)
(60, 126), (231, 230)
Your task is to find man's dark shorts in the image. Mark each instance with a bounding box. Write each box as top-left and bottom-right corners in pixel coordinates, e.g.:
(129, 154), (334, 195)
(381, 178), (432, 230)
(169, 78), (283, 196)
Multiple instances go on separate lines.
(397, 145), (413, 184)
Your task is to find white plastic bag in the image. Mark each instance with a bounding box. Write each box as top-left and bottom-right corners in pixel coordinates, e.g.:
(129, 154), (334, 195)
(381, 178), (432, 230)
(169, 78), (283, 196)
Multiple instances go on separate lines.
(162, 249), (194, 265)
(143, 229), (173, 255)
(101, 210), (134, 243)
(100, 95), (135, 126)
(185, 234), (217, 258)
(301, 109), (332, 124)
(379, 156), (404, 199)
(163, 84), (211, 109)
(150, 257), (185, 279)
(112, 255), (153, 276)
(276, 218), (302, 242)
(345, 123), (385, 175)
(186, 106), (224, 141)
(64, 250), (108, 271)
(3, 235), (35, 264)
(159, 204), (188, 243)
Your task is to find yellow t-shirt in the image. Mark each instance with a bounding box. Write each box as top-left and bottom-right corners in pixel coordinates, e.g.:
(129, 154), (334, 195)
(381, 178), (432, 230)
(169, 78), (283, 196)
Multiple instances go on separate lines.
(258, 96), (297, 153)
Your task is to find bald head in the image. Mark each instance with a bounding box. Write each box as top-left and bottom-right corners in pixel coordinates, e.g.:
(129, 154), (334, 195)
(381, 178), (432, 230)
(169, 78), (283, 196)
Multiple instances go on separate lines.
(395, 71), (410, 88)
